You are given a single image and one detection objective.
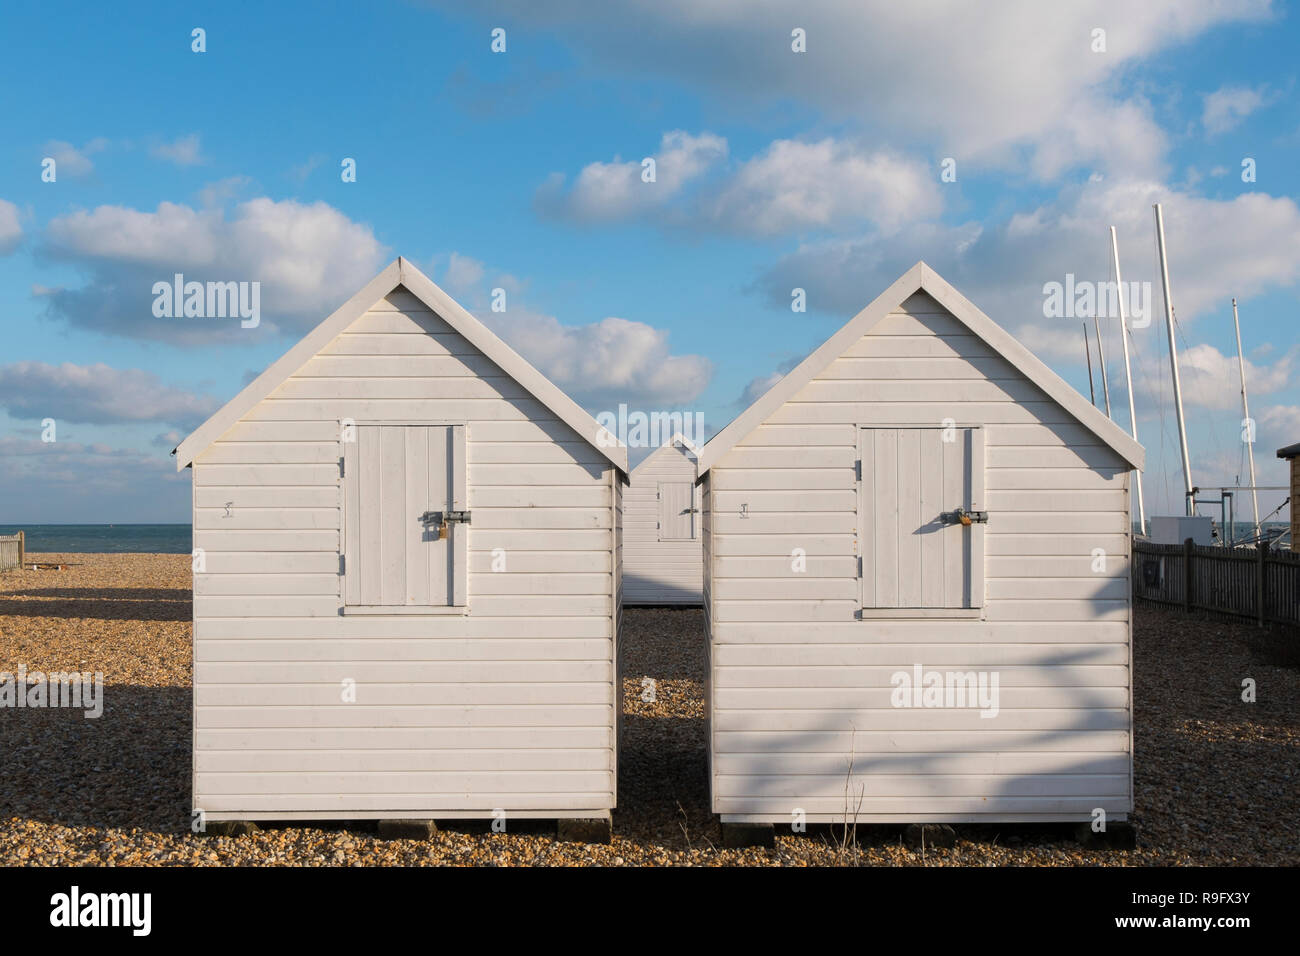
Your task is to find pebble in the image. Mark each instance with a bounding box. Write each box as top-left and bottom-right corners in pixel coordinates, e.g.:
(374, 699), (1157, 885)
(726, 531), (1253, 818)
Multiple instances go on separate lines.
(1, 554), (1296, 866)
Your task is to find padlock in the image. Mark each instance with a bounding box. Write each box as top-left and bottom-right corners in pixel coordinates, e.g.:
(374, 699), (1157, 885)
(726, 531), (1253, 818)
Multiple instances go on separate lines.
(437, 523), (447, 540)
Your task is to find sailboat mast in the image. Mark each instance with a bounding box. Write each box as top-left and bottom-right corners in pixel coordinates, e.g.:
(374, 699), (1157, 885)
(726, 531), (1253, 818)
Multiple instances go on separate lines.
(1094, 314), (1112, 417)
(1232, 297), (1261, 538)
(1083, 321), (1096, 406)
(1111, 226), (1145, 534)
(1154, 203), (1194, 516)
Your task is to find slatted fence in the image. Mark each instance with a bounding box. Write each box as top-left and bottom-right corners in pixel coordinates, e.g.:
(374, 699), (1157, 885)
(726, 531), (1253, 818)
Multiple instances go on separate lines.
(1133, 538), (1300, 626)
(0, 531), (22, 572)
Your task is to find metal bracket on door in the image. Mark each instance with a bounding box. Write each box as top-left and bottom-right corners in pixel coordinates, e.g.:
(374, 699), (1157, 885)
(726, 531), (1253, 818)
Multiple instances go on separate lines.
(940, 507), (988, 526)
(420, 510), (471, 540)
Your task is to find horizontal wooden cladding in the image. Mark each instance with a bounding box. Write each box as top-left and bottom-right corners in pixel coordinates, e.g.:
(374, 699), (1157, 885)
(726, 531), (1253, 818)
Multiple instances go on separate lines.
(715, 687), (1129, 709)
(195, 464), (339, 486)
(196, 793), (611, 812)
(196, 682), (611, 707)
(195, 595), (611, 618)
(721, 447), (855, 469)
(984, 490), (1125, 512)
(768, 402), (1076, 426)
(343, 312), (452, 336)
(245, 398), (561, 424)
(715, 665), (1128, 688)
(842, 332), (990, 359)
(793, 379), (1046, 405)
(714, 729), (1128, 754)
(862, 309), (969, 336)
(196, 487), (339, 509)
(196, 638), (611, 661)
(712, 598), (1128, 623)
(197, 727), (612, 751)
(712, 621), (1129, 643)
(712, 554), (1129, 582)
(471, 573), (612, 596)
(195, 508), (338, 531)
(470, 486), (610, 508)
(712, 774), (1129, 798)
(215, 419), (587, 447)
(196, 661), (611, 683)
(987, 534), (1130, 556)
(988, 556), (1130, 577)
(714, 642), (1128, 666)
(196, 749), (612, 773)
(323, 332), (479, 356)
(710, 468), (855, 490)
(198, 552), (344, 574)
(816, 355), (1019, 380)
(276, 376), (529, 401)
(195, 704), (613, 728)
(712, 490), (856, 512)
(196, 574), (340, 596)
(986, 578), (1128, 600)
(195, 530), (337, 552)
(298, 354), (502, 377)
(194, 529), (614, 555)
(712, 533), (856, 557)
(985, 469), (1124, 491)
(714, 796), (1127, 815)
(201, 443), (340, 464)
(468, 551), (610, 573)
(712, 708), (1128, 732)
(988, 446), (1125, 469)
(196, 771), (612, 795)
(713, 579), (858, 601)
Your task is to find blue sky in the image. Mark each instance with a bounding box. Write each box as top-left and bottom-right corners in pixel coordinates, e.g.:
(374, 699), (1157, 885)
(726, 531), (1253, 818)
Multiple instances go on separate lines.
(1, 0), (1297, 523)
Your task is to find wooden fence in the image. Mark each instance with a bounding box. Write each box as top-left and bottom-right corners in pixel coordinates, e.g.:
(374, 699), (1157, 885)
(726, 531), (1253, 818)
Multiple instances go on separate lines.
(0, 531), (23, 572)
(1132, 538), (1300, 627)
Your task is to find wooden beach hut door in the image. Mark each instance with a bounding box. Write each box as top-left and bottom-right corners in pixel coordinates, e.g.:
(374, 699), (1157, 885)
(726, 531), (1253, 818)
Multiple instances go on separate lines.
(858, 426), (984, 612)
(658, 481), (696, 540)
(342, 424), (468, 609)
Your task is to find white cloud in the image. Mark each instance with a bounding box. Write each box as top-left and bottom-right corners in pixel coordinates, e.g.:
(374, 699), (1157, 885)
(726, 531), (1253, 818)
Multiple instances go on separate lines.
(0, 199), (21, 254)
(759, 178), (1300, 337)
(706, 140), (940, 235)
(446, 0), (1274, 178)
(199, 176), (251, 207)
(1261, 405), (1300, 441)
(536, 129), (727, 223)
(42, 198), (389, 342)
(0, 435), (190, 523)
(151, 133), (204, 166)
(1177, 343), (1296, 410)
(41, 138), (108, 177)
(443, 251), (486, 291)
(0, 362), (221, 428)
(483, 307), (712, 409)
(1202, 85), (1268, 135)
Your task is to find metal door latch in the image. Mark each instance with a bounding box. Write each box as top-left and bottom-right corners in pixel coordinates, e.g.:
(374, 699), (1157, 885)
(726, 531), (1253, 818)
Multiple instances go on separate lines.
(420, 510), (471, 539)
(941, 507), (988, 526)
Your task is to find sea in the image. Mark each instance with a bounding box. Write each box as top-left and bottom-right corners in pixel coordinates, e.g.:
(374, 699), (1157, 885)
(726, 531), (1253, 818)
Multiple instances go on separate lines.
(0, 524), (192, 554)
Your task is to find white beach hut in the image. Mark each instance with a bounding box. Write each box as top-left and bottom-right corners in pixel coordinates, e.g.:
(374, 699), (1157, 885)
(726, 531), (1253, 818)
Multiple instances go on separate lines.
(696, 262), (1144, 839)
(623, 433), (703, 605)
(174, 257), (626, 838)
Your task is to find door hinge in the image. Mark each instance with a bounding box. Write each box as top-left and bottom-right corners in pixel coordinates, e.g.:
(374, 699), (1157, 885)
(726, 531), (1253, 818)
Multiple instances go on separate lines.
(339, 457), (345, 478)
(855, 459), (862, 481)
(339, 554), (345, 574)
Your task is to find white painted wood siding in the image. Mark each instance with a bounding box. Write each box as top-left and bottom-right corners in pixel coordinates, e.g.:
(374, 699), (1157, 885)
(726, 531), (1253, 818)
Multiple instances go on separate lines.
(624, 442), (703, 604)
(707, 291), (1132, 823)
(191, 288), (616, 819)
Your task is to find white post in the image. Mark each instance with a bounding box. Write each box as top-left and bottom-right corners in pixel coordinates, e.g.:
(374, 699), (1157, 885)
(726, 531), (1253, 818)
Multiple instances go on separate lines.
(1111, 226), (1145, 534)
(1232, 298), (1261, 538)
(1094, 316), (1111, 418)
(1154, 203), (1194, 516)
(1083, 321), (1096, 406)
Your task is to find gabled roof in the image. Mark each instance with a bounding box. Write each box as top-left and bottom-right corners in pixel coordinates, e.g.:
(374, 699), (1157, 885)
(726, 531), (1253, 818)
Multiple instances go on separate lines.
(697, 261), (1145, 475)
(174, 257), (628, 474)
(630, 432), (699, 479)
